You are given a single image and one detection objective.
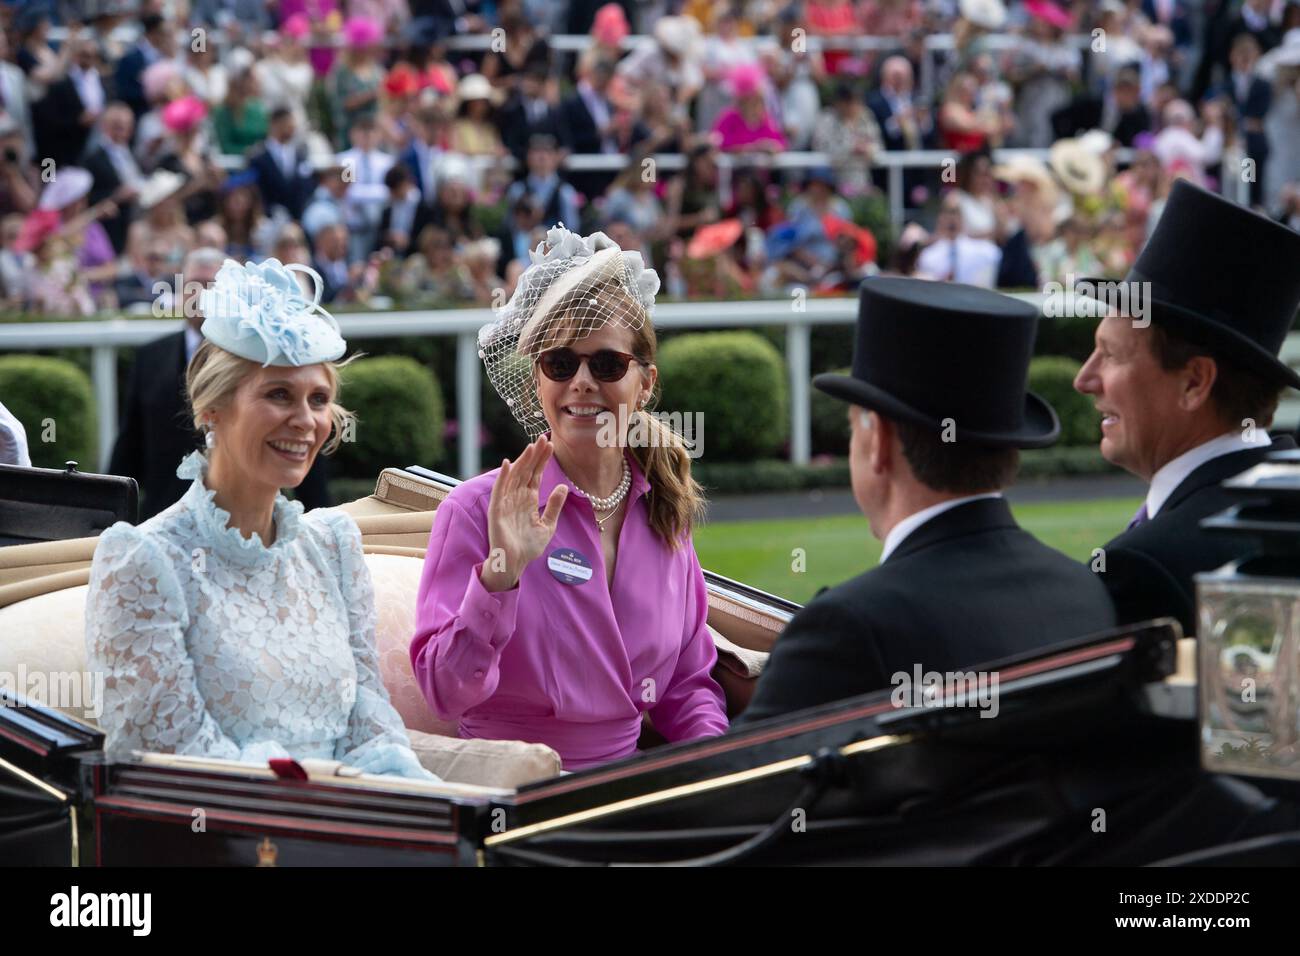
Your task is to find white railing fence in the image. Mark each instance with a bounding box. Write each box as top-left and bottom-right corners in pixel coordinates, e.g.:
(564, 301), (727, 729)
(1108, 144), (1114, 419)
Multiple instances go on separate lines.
(7, 294), (1297, 479)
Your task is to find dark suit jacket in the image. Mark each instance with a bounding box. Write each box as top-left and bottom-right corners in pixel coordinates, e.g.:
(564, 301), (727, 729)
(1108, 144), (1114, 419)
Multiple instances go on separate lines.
(996, 229), (1038, 289)
(113, 46), (151, 118)
(1096, 435), (1297, 637)
(866, 89), (936, 198)
(248, 140), (317, 220)
(1141, 0), (1194, 48)
(373, 199), (434, 255)
(497, 95), (566, 162)
(81, 143), (132, 253)
(557, 91), (650, 200)
(399, 142), (435, 202)
(1052, 96), (1151, 147)
(866, 89), (935, 153)
(1195, 7), (1280, 100)
(32, 76), (93, 170)
(738, 498), (1117, 723)
(559, 91), (607, 156)
(1222, 75), (1272, 162)
(311, 257), (351, 304)
(109, 331), (332, 520)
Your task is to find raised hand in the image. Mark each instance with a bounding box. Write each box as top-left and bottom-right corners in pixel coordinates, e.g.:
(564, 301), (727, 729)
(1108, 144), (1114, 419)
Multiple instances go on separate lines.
(480, 435), (569, 592)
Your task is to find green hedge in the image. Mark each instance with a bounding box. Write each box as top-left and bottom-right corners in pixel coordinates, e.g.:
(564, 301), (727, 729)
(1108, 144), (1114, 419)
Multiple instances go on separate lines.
(684, 446), (1115, 496)
(693, 458), (851, 495)
(810, 366), (852, 456)
(335, 356), (444, 479)
(1028, 356), (1099, 447)
(1035, 315), (1101, 364)
(0, 355), (96, 469)
(657, 331), (789, 461)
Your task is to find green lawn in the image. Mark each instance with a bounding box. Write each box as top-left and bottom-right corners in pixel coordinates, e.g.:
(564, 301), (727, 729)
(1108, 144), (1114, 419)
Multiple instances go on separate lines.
(694, 496), (1143, 604)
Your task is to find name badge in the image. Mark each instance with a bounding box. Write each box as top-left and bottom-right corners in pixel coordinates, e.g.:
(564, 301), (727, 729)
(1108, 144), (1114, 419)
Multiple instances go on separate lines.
(547, 548), (593, 585)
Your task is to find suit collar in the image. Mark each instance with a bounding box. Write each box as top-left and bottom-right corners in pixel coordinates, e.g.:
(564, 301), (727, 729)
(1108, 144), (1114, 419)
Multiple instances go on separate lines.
(1147, 431), (1272, 517)
(884, 496), (1018, 564)
(879, 492), (1002, 562)
(1161, 433), (1297, 514)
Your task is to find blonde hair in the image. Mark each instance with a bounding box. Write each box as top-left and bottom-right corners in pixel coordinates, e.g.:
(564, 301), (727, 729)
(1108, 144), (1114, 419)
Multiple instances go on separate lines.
(185, 341), (356, 456)
(519, 276), (705, 549)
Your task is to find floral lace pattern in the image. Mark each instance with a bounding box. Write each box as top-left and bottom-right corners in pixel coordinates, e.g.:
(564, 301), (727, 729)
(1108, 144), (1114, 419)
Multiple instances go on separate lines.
(84, 452), (437, 780)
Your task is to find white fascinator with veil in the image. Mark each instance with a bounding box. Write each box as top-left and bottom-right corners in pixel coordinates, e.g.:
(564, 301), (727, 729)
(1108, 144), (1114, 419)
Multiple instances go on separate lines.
(198, 258), (348, 367)
(478, 224), (661, 437)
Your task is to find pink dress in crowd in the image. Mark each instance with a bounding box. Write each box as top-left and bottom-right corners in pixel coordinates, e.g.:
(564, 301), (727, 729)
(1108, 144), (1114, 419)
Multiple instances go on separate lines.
(279, 0), (340, 77)
(712, 107), (790, 152)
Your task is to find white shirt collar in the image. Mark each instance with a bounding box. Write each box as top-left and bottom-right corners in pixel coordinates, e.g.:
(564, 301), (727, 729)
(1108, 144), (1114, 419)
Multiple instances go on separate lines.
(879, 492), (1004, 563)
(1146, 430), (1272, 518)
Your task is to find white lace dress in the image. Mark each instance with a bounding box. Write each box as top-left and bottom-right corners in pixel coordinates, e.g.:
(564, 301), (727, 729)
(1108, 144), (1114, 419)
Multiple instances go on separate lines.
(85, 451), (436, 780)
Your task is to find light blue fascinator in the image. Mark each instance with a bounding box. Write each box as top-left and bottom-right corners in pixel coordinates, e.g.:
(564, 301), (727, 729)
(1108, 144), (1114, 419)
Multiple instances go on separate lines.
(198, 258), (347, 367)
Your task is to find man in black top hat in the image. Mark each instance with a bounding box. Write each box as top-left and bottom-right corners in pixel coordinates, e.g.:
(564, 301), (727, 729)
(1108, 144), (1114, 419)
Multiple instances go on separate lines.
(1073, 180), (1300, 637)
(739, 277), (1116, 723)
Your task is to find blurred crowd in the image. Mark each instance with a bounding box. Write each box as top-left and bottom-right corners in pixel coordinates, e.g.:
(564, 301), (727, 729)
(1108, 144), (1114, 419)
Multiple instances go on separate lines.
(1, 0), (1299, 315)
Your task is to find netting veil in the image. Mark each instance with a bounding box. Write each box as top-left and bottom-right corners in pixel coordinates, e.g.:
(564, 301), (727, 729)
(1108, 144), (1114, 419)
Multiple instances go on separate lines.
(478, 224), (661, 437)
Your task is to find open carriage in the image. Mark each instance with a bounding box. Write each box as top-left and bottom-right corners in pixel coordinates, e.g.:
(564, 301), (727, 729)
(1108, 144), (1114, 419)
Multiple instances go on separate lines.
(2, 462), (1298, 866)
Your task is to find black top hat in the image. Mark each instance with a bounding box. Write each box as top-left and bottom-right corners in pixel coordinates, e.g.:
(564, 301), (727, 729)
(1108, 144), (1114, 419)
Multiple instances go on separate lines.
(814, 276), (1060, 448)
(1080, 180), (1300, 389)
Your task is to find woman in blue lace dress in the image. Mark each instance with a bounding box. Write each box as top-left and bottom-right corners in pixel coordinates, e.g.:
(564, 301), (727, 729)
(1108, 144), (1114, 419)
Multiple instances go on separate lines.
(85, 258), (436, 780)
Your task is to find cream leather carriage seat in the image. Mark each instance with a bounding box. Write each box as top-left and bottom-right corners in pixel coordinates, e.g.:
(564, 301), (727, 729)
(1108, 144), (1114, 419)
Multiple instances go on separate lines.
(0, 549), (563, 786)
(0, 469), (773, 784)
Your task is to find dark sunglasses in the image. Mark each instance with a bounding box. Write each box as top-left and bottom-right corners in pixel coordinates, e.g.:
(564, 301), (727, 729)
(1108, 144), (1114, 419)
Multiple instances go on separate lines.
(536, 348), (642, 383)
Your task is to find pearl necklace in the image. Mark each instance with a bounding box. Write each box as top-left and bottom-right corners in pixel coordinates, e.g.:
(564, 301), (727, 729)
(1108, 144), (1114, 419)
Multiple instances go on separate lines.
(571, 459), (631, 532)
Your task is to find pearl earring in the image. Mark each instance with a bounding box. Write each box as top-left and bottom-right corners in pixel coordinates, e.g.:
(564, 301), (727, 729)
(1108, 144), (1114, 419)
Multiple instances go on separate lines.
(204, 425), (216, 450)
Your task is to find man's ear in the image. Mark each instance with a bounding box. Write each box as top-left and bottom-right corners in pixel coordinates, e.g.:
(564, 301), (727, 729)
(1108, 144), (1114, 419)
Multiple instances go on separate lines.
(869, 411), (893, 475)
(1179, 354), (1219, 413)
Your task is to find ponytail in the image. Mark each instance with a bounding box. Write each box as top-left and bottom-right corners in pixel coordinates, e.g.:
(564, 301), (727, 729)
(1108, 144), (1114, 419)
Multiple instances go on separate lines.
(629, 403), (706, 550)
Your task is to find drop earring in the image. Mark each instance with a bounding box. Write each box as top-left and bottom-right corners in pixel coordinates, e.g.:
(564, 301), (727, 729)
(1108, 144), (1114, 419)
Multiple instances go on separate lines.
(204, 425), (216, 450)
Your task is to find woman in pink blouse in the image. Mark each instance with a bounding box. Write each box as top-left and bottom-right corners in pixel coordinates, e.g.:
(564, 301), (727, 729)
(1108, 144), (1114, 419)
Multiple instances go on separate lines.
(711, 63), (788, 154)
(410, 227), (728, 770)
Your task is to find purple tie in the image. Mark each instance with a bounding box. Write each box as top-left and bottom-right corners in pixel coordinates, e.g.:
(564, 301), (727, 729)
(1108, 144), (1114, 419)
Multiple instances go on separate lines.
(1126, 503), (1149, 530)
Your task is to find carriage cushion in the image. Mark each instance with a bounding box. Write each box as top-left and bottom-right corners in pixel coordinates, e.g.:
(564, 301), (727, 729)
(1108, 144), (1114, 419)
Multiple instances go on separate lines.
(407, 729), (561, 787)
(0, 552), (564, 786)
(0, 582), (100, 725)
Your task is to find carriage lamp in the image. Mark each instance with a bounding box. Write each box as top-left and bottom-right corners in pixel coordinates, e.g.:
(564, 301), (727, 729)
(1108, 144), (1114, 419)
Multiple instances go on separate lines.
(1197, 448), (1300, 781)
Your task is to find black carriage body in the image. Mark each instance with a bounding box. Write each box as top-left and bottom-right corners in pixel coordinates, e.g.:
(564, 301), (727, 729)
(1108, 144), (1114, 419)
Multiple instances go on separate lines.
(483, 624), (1198, 866)
(90, 763), (483, 866)
(3, 620), (1299, 866)
(0, 697), (490, 866)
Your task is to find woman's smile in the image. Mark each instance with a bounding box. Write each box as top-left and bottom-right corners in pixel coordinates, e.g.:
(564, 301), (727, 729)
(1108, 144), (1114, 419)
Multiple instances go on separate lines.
(266, 438), (312, 462)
